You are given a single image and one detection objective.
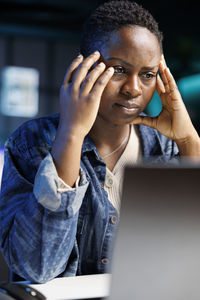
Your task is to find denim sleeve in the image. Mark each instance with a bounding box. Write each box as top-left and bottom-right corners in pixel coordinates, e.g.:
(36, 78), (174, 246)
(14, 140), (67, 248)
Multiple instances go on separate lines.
(33, 153), (88, 213)
(0, 141), (89, 283)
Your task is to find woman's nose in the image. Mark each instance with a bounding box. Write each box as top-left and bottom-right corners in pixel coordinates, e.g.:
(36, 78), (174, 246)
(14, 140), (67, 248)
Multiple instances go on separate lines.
(121, 75), (142, 98)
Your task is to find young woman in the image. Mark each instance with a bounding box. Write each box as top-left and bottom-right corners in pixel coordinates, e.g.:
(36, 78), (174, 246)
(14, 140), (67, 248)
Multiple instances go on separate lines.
(0, 0), (199, 283)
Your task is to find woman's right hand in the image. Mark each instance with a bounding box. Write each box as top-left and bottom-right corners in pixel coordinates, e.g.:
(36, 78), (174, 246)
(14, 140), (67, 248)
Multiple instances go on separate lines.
(51, 51), (114, 186)
(59, 51), (114, 139)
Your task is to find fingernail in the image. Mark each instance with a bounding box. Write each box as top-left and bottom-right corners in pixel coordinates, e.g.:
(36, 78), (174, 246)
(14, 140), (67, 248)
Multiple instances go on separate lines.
(107, 67), (114, 72)
(99, 62), (105, 67)
(77, 54), (83, 58)
(94, 51), (100, 56)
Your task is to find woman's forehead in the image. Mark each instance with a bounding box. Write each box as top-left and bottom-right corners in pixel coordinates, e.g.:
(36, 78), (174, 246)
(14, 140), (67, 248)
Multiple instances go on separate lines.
(108, 26), (160, 50)
(101, 26), (161, 65)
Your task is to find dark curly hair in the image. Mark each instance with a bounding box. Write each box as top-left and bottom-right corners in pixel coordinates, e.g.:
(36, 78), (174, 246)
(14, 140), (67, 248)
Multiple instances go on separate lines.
(80, 0), (163, 56)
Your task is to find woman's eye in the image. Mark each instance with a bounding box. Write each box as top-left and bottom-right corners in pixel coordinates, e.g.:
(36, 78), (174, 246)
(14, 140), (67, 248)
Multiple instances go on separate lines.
(113, 66), (126, 74)
(141, 73), (156, 80)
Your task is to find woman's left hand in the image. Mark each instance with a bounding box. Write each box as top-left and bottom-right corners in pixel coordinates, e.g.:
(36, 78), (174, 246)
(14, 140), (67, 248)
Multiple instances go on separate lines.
(132, 55), (200, 157)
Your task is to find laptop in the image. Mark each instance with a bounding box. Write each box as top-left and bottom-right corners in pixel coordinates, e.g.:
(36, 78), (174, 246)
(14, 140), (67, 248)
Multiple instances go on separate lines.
(109, 164), (200, 300)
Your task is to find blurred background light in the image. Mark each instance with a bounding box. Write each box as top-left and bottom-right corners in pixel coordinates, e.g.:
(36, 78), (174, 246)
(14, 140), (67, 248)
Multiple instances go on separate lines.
(145, 91), (162, 117)
(178, 73), (200, 102)
(0, 66), (39, 117)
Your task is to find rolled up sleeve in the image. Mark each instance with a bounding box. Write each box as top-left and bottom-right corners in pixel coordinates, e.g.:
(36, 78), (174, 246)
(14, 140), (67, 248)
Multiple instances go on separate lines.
(33, 153), (89, 215)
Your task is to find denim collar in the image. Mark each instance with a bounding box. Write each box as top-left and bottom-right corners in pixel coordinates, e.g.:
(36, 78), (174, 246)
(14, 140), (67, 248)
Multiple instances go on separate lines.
(138, 124), (164, 157)
(81, 134), (102, 161)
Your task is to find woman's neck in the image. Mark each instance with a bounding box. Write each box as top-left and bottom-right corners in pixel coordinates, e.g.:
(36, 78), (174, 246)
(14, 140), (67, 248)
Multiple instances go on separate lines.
(89, 117), (130, 161)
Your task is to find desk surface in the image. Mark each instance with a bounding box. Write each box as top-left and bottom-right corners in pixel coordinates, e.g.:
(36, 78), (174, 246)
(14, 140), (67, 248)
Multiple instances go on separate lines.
(30, 274), (111, 300)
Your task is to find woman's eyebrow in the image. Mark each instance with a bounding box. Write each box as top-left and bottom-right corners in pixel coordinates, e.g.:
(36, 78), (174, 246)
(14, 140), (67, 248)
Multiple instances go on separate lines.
(141, 66), (159, 71)
(106, 57), (133, 67)
(106, 57), (159, 70)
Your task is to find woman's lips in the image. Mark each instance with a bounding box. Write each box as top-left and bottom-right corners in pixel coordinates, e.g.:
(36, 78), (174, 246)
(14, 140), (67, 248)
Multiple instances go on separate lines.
(114, 103), (141, 113)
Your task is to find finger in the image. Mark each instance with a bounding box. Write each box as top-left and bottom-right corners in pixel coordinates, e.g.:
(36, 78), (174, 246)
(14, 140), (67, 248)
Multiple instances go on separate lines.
(160, 55), (169, 91)
(80, 62), (106, 95)
(63, 54), (83, 89)
(164, 68), (182, 100)
(90, 67), (114, 99)
(159, 61), (170, 93)
(161, 55), (181, 101)
(72, 51), (101, 90)
(156, 74), (165, 96)
(131, 115), (158, 129)
(161, 54), (167, 68)
(164, 68), (178, 91)
(156, 74), (168, 106)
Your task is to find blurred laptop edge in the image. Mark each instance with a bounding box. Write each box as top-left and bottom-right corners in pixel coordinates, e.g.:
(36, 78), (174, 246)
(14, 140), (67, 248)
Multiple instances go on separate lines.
(109, 163), (200, 300)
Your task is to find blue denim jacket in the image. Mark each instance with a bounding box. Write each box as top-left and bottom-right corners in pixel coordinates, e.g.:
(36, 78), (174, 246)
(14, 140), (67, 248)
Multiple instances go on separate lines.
(0, 113), (179, 283)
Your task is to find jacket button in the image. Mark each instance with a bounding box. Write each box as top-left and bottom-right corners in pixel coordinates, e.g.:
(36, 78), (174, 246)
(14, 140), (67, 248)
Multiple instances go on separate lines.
(110, 215), (117, 224)
(101, 258), (109, 264)
(105, 176), (113, 188)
